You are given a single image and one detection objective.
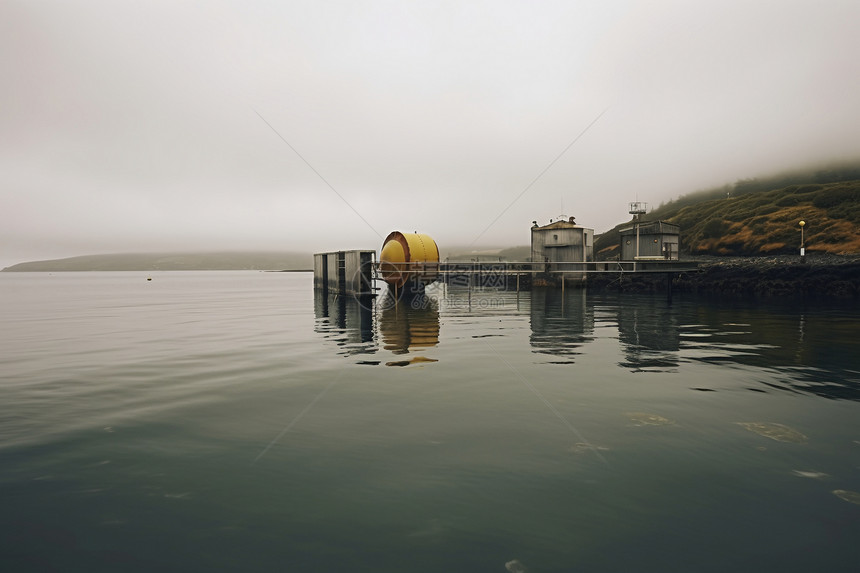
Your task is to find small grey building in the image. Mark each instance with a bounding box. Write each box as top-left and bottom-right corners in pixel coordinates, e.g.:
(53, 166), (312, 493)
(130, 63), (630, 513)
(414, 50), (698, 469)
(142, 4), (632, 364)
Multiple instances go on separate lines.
(618, 221), (679, 260)
(531, 217), (594, 274)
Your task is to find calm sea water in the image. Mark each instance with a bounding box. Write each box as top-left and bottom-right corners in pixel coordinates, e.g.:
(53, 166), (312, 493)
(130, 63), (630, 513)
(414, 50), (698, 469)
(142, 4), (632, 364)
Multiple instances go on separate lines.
(2, 271), (859, 572)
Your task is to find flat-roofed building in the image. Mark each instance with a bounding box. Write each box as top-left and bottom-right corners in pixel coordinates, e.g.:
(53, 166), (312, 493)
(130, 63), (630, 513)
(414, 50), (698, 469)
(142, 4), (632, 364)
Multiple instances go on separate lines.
(619, 221), (680, 260)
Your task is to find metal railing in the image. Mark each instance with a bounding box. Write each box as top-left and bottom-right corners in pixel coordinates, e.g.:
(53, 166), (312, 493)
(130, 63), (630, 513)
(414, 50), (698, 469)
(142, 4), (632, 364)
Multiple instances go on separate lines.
(375, 260), (699, 275)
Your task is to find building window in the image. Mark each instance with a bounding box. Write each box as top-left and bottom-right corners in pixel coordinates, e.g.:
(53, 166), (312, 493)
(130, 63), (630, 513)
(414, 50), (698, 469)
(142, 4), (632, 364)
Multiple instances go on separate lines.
(553, 234), (558, 241)
(625, 240), (631, 245)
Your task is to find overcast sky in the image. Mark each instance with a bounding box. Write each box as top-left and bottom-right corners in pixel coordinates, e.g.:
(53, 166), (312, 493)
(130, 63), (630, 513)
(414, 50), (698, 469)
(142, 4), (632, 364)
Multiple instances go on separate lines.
(3, 0), (859, 266)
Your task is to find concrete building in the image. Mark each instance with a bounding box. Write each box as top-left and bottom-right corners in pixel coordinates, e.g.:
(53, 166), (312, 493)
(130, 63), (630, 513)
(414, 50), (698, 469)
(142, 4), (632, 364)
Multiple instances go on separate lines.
(313, 250), (376, 295)
(531, 217), (593, 284)
(531, 217), (594, 269)
(618, 221), (680, 260)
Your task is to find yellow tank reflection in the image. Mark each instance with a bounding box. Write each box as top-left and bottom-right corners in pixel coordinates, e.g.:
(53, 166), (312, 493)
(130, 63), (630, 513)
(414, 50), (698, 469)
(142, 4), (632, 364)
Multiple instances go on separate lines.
(379, 295), (440, 356)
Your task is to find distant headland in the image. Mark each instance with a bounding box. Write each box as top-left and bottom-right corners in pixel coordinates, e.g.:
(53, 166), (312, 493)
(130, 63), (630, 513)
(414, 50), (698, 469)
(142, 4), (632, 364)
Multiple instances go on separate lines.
(2, 252), (312, 272)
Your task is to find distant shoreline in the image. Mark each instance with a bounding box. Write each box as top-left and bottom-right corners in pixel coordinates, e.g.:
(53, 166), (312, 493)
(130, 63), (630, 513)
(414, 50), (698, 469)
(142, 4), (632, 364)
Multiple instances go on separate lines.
(2, 251), (312, 272)
(2, 268), (316, 273)
(6, 252), (859, 299)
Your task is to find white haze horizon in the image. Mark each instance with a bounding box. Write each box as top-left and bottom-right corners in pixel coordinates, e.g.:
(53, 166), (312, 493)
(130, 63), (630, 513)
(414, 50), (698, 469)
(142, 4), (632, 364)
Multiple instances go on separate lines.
(3, 1), (860, 269)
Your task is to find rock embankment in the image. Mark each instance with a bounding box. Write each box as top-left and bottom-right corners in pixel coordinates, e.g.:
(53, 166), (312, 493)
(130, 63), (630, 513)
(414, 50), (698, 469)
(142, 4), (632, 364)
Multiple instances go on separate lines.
(588, 254), (860, 298)
(677, 254), (860, 297)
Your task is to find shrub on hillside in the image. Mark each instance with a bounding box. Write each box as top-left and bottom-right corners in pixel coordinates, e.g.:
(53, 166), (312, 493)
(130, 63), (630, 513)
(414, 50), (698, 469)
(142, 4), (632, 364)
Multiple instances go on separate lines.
(701, 218), (728, 238)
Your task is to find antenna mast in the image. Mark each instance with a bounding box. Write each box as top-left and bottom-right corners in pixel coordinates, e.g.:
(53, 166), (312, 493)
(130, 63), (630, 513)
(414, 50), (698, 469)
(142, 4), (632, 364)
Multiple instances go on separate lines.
(629, 201), (647, 222)
(629, 202), (647, 261)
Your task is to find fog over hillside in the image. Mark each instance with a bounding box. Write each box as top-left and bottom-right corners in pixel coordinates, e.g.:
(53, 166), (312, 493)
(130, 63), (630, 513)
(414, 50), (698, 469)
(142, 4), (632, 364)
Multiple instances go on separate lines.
(4, 1), (860, 268)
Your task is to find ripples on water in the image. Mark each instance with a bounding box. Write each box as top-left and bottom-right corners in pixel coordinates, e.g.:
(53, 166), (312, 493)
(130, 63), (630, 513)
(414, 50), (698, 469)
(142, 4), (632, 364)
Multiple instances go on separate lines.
(2, 272), (859, 572)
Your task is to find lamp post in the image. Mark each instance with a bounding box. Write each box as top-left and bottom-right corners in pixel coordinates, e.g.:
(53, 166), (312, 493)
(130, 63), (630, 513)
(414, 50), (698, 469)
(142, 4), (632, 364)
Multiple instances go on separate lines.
(799, 220), (806, 262)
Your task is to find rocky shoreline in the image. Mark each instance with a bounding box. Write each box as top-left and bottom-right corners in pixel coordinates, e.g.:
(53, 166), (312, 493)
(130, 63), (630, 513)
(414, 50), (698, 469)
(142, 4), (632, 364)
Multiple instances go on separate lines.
(587, 254), (860, 298)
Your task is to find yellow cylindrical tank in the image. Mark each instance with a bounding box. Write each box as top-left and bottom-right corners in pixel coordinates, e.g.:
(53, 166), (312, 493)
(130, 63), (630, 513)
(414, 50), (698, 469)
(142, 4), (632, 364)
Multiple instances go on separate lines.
(379, 231), (440, 288)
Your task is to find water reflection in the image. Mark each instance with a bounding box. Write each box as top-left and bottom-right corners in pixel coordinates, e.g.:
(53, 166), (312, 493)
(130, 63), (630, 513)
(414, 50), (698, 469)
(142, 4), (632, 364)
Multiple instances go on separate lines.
(527, 291), (681, 371)
(378, 294), (440, 354)
(314, 286), (860, 400)
(525, 292), (860, 400)
(614, 301), (681, 372)
(433, 283), (528, 316)
(605, 295), (860, 398)
(529, 288), (594, 363)
(314, 291), (441, 362)
(677, 300), (860, 400)
(313, 291), (376, 356)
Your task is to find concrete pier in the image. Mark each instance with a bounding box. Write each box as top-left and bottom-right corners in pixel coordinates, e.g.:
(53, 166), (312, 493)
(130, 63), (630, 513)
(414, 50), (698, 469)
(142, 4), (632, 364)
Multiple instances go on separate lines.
(313, 253), (698, 296)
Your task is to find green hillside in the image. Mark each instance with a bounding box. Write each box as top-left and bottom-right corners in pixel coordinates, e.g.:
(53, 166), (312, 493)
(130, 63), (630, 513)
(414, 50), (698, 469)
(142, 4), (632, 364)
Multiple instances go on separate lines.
(595, 163), (860, 258)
